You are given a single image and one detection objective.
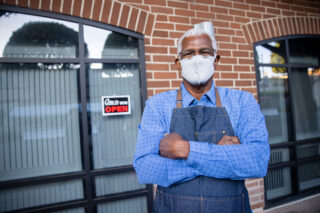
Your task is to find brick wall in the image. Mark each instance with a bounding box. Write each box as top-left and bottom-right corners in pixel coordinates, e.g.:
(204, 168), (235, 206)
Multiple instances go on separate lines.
(2, 0), (320, 212)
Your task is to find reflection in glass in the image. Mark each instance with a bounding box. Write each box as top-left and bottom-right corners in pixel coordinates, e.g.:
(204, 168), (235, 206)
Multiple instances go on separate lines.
(97, 197), (148, 213)
(298, 160), (320, 190)
(291, 68), (320, 140)
(84, 25), (138, 59)
(0, 11), (79, 58)
(269, 148), (290, 165)
(0, 63), (82, 181)
(265, 167), (292, 200)
(255, 40), (286, 65)
(87, 63), (142, 169)
(258, 67), (289, 144)
(297, 143), (320, 160)
(289, 38), (320, 66)
(95, 172), (145, 196)
(0, 179), (83, 212)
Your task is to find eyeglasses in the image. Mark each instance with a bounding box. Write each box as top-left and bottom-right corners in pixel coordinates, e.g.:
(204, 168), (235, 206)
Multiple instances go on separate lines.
(179, 48), (216, 59)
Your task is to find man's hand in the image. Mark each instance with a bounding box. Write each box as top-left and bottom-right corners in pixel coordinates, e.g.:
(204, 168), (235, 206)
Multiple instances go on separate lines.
(217, 135), (240, 145)
(159, 133), (190, 159)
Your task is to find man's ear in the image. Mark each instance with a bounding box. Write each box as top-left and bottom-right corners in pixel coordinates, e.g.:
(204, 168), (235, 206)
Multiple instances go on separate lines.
(214, 54), (220, 67)
(175, 58), (181, 71)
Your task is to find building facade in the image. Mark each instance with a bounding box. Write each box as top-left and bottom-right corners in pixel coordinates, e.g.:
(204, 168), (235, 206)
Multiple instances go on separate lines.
(0, 0), (319, 212)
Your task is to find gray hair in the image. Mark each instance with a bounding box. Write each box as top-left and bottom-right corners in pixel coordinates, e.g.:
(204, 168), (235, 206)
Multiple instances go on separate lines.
(177, 21), (217, 57)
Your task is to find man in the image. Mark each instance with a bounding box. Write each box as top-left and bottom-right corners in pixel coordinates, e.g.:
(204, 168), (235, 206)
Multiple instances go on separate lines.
(134, 21), (270, 213)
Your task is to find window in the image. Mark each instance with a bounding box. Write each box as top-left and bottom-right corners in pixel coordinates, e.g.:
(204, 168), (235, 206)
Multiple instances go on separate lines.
(255, 36), (320, 207)
(0, 5), (151, 213)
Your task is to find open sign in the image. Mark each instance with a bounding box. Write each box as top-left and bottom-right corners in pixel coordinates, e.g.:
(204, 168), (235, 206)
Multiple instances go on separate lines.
(102, 95), (131, 116)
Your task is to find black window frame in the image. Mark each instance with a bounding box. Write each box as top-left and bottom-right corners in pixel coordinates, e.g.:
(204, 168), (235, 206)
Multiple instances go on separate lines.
(0, 4), (152, 213)
(254, 35), (320, 209)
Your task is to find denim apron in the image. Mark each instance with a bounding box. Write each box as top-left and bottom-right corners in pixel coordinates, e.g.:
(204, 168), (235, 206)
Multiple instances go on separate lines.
(154, 88), (251, 213)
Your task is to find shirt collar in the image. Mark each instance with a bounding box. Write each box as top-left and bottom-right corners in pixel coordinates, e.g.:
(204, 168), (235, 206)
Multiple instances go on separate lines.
(180, 80), (216, 107)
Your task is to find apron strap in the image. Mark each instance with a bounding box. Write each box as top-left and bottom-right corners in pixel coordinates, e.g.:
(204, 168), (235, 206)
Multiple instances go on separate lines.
(176, 87), (222, 108)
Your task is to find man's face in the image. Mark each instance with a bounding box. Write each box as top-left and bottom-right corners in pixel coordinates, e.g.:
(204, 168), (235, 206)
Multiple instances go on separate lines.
(176, 34), (219, 72)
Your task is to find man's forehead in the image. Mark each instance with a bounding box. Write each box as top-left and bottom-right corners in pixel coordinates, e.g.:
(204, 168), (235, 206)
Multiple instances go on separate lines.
(181, 34), (212, 49)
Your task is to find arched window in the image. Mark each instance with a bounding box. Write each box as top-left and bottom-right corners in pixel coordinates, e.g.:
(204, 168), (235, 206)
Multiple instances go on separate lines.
(254, 36), (320, 207)
(0, 5), (150, 213)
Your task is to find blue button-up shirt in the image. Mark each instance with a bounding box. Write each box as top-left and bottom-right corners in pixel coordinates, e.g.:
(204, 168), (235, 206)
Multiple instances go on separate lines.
(134, 81), (270, 187)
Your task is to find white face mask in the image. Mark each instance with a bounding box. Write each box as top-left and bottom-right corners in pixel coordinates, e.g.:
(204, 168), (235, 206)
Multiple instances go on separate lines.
(180, 55), (215, 85)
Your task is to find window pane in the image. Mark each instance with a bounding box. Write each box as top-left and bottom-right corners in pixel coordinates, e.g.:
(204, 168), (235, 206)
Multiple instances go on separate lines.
(95, 172), (145, 196)
(84, 25), (138, 59)
(255, 40), (286, 64)
(265, 167), (292, 200)
(291, 68), (320, 140)
(87, 63), (142, 169)
(0, 63), (82, 181)
(0, 11), (79, 58)
(289, 38), (320, 66)
(269, 148), (291, 165)
(258, 66), (289, 144)
(298, 160), (320, 190)
(297, 142), (320, 160)
(97, 197), (148, 213)
(0, 179), (83, 212)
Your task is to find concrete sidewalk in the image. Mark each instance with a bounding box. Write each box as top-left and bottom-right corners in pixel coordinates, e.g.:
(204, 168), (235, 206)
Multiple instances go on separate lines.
(264, 194), (320, 213)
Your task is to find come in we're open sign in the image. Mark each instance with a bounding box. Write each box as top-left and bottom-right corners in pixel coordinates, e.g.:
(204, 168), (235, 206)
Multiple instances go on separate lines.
(101, 95), (131, 116)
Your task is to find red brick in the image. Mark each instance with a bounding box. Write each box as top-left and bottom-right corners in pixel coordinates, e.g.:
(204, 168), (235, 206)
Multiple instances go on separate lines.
(267, 20), (275, 38)
(144, 0), (166, 6)
(155, 23), (174, 30)
(236, 80), (252, 86)
(151, 6), (173, 14)
(197, 11), (215, 19)
(234, 65), (250, 72)
(261, 1), (276, 7)
(217, 28), (235, 35)
(219, 43), (237, 49)
(153, 55), (176, 62)
(5, 0), (16, 6)
(232, 37), (246, 43)
(119, 5), (130, 28)
(191, 18), (211, 25)
(195, 0), (214, 3)
(215, 80), (234, 87)
(221, 72), (238, 79)
(172, 80), (182, 87)
(170, 47), (178, 54)
(277, 3), (291, 10)
(147, 89), (154, 97)
(220, 57), (237, 64)
(252, 23), (261, 41)
(147, 80), (170, 88)
(282, 10), (295, 16)
(247, 11), (262, 19)
(247, 24), (257, 42)
(128, 7), (139, 31)
(190, 3), (209, 11)
(215, 35), (231, 42)
(170, 32), (184, 39)
(213, 20), (229, 28)
(267, 8), (281, 15)
(91, 0), (103, 21)
(52, 0), (62, 12)
(83, 0), (93, 19)
(229, 9), (245, 17)
(129, 4), (149, 11)
(233, 51), (249, 57)
(263, 21), (271, 38)
(250, 5), (265, 13)
(144, 14), (155, 36)
(169, 16), (190, 24)
(73, 0), (82, 16)
(119, 0), (142, 2)
(137, 10), (147, 33)
(218, 50), (231, 56)
(231, 22), (242, 29)
(216, 0), (232, 7)
(241, 26), (252, 44)
(110, 2), (121, 25)
(234, 16), (250, 23)
(238, 44), (252, 51)
(157, 15), (168, 21)
(233, 2), (249, 10)
(62, 0), (72, 14)
(41, 0), (50, 11)
(153, 30), (169, 37)
(154, 72), (177, 79)
(101, 0), (112, 23)
(176, 24), (192, 31)
(146, 63), (170, 71)
(210, 6), (228, 14)
(145, 55), (151, 62)
(175, 9), (195, 17)
(216, 65), (232, 72)
(245, 0), (261, 5)
(152, 38), (175, 46)
(168, 0), (188, 9)
(216, 14), (233, 21)
(272, 19), (280, 37)
(145, 46), (168, 54)
(240, 73), (256, 79)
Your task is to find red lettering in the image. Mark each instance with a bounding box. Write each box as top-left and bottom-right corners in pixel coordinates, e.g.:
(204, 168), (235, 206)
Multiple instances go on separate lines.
(111, 106), (117, 112)
(105, 106), (111, 113)
(123, 105), (128, 112)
